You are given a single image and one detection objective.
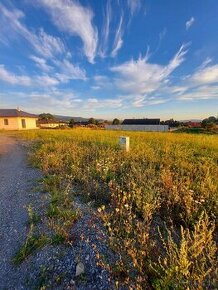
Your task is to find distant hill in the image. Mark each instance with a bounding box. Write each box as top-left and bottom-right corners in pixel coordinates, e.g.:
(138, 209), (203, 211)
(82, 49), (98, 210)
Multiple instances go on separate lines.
(53, 115), (104, 122)
(53, 115), (89, 122)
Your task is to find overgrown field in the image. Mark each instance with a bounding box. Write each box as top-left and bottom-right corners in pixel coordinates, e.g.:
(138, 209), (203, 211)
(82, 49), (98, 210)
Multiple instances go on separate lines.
(14, 129), (218, 289)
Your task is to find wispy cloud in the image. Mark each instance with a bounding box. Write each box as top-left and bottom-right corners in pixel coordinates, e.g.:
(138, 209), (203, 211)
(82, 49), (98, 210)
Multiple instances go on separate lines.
(186, 17), (195, 30)
(1, 90), (123, 115)
(0, 58), (86, 88)
(0, 65), (32, 86)
(109, 44), (189, 107)
(111, 13), (124, 57)
(93, 75), (113, 89)
(99, 0), (112, 58)
(37, 0), (98, 63)
(0, 2), (87, 87)
(0, 64), (61, 87)
(178, 85), (218, 100)
(127, 0), (141, 15)
(54, 58), (87, 82)
(111, 44), (188, 94)
(30, 55), (53, 73)
(191, 64), (218, 84)
(0, 3), (66, 59)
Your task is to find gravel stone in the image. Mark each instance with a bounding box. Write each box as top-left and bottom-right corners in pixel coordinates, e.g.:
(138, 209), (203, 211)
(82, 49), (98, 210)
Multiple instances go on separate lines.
(0, 135), (121, 289)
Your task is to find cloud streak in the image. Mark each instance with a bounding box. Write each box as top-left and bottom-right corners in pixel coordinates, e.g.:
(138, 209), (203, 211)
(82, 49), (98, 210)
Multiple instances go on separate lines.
(37, 0), (98, 63)
(111, 13), (124, 57)
(0, 65), (32, 86)
(191, 64), (218, 84)
(111, 44), (188, 94)
(127, 0), (141, 15)
(99, 0), (112, 58)
(0, 3), (66, 59)
(186, 17), (195, 30)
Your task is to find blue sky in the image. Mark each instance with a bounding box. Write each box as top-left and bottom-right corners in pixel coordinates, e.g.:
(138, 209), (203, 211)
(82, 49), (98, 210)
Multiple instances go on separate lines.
(0, 0), (218, 120)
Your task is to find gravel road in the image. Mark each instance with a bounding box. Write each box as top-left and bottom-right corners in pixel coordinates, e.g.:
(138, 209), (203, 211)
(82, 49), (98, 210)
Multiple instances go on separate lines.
(0, 135), (118, 290)
(0, 135), (43, 289)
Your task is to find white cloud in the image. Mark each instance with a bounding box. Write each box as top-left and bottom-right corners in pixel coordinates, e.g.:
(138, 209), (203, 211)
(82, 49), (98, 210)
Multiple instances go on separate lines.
(0, 3), (87, 87)
(93, 75), (113, 89)
(35, 28), (66, 58)
(178, 85), (218, 100)
(54, 59), (87, 82)
(196, 57), (212, 71)
(111, 13), (124, 57)
(36, 75), (60, 86)
(0, 65), (32, 86)
(30, 55), (53, 72)
(91, 86), (100, 90)
(127, 0), (141, 15)
(37, 0), (98, 63)
(111, 44), (188, 94)
(186, 17), (195, 30)
(84, 97), (123, 109)
(27, 90), (123, 113)
(192, 64), (218, 84)
(99, 0), (112, 58)
(0, 64), (61, 87)
(0, 3), (65, 59)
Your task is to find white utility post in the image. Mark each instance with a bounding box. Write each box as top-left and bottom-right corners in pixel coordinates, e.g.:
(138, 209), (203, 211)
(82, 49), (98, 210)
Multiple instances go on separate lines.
(119, 136), (130, 152)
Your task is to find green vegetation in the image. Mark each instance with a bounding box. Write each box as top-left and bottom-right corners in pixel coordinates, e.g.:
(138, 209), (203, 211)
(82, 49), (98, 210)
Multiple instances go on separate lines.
(202, 116), (218, 130)
(13, 224), (48, 265)
(38, 113), (54, 121)
(69, 118), (75, 128)
(112, 118), (120, 125)
(14, 128), (218, 288)
(174, 127), (218, 134)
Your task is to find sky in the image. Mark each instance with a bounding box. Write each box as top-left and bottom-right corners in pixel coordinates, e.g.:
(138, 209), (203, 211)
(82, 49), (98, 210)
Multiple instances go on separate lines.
(0, 0), (218, 120)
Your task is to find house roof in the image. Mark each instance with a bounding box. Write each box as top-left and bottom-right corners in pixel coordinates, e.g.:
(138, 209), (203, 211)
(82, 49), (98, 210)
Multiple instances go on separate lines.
(122, 118), (160, 125)
(0, 109), (38, 118)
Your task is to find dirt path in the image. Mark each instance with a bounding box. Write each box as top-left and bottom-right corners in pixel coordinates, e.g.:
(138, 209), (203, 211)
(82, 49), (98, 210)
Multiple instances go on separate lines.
(0, 135), (42, 289)
(0, 135), (117, 290)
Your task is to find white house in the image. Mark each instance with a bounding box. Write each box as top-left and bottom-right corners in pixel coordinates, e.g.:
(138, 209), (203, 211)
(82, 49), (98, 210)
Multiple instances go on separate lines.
(0, 109), (38, 130)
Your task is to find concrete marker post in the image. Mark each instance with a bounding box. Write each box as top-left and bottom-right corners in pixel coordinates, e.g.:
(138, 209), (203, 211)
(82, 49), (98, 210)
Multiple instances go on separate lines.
(119, 136), (130, 152)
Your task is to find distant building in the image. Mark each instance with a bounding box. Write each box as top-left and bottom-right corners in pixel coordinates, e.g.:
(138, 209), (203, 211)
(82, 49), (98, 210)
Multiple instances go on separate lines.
(185, 121), (202, 128)
(74, 121), (89, 126)
(0, 109), (38, 130)
(122, 118), (160, 125)
(106, 118), (168, 132)
(39, 120), (68, 128)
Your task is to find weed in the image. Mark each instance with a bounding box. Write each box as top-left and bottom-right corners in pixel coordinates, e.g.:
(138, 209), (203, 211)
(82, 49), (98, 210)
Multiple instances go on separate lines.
(14, 128), (218, 288)
(13, 225), (48, 265)
(151, 213), (217, 289)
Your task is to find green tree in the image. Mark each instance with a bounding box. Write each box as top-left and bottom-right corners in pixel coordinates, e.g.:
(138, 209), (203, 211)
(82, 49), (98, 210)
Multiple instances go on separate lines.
(88, 118), (96, 124)
(69, 118), (75, 128)
(208, 116), (216, 123)
(202, 117), (217, 129)
(112, 118), (120, 125)
(38, 113), (54, 121)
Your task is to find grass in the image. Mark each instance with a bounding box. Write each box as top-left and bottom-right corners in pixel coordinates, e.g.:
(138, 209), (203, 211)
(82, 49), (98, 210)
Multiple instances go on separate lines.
(13, 128), (218, 289)
(174, 127), (218, 134)
(13, 228), (48, 265)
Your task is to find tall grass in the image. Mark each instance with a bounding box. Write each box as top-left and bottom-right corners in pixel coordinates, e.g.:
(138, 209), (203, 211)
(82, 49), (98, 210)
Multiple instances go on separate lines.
(15, 128), (218, 288)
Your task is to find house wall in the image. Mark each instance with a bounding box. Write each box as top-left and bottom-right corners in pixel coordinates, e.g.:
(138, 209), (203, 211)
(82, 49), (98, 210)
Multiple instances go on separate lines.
(0, 117), (38, 130)
(40, 123), (67, 128)
(105, 124), (169, 132)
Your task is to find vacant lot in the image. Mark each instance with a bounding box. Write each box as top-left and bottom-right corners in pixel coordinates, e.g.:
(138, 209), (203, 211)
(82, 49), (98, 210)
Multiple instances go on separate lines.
(3, 129), (218, 289)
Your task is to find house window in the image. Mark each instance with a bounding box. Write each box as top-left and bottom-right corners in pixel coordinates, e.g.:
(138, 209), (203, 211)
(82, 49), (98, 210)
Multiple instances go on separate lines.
(21, 119), (26, 128)
(4, 119), (9, 125)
